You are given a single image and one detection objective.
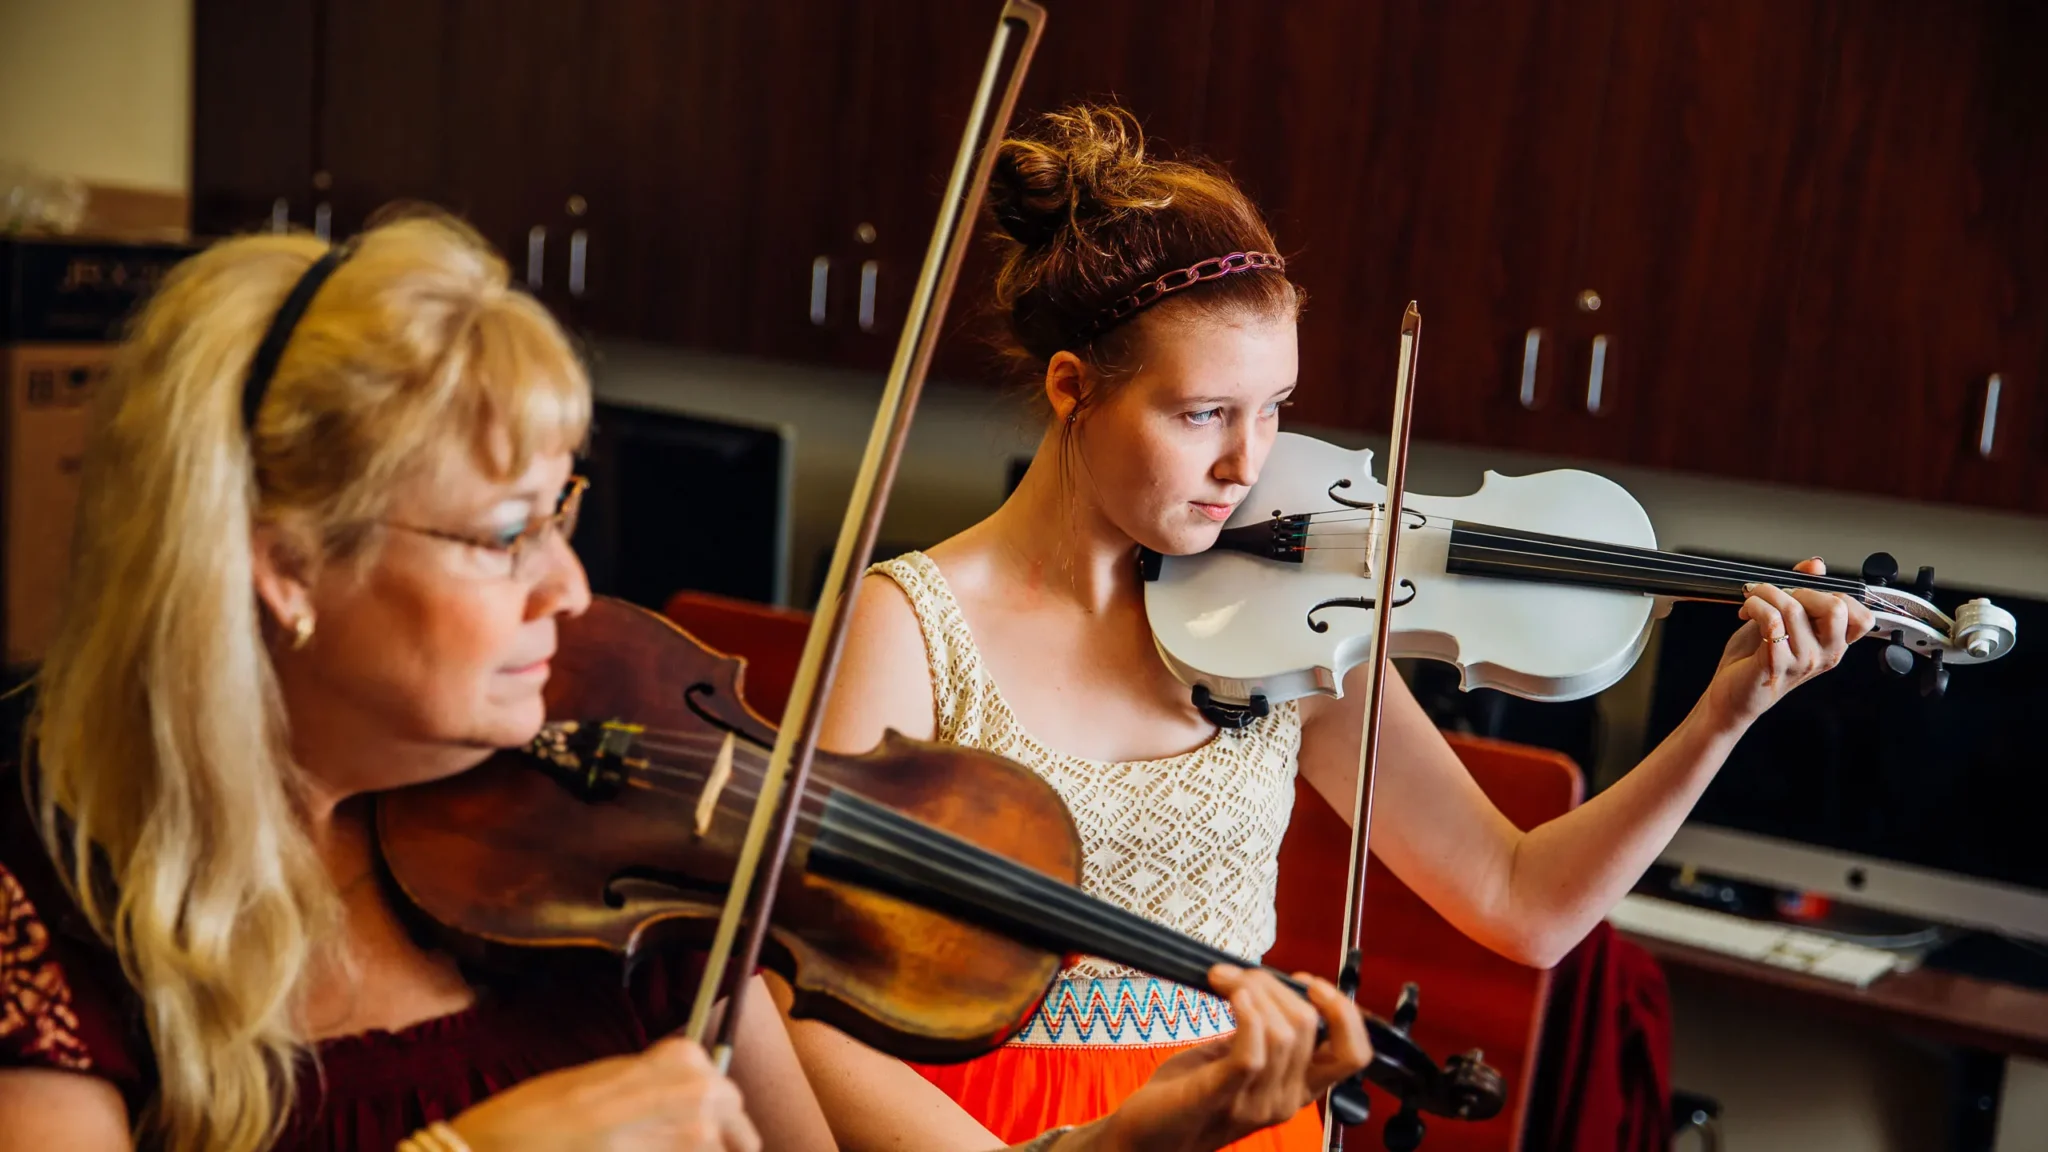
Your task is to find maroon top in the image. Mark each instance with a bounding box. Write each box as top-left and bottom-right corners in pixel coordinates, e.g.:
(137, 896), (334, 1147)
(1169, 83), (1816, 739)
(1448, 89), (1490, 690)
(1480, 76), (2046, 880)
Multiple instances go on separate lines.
(0, 768), (709, 1151)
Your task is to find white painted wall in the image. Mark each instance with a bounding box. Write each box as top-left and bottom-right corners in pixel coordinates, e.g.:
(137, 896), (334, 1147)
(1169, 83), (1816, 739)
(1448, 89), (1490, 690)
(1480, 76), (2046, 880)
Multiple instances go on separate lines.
(0, 0), (193, 190)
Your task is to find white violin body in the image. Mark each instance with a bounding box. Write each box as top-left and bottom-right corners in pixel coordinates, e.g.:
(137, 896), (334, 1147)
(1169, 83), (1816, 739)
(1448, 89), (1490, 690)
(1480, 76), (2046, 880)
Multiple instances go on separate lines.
(1145, 433), (2017, 711)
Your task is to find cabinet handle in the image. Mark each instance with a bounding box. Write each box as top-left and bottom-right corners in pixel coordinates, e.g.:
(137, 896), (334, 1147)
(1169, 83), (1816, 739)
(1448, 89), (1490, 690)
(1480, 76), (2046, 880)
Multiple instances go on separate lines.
(568, 229), (588, 298)
(270, 197), (290, 233)
(810, 256), (831, 326)
(526, 226), (546, 289)
(1586, 335), (1609, 414)
(1978, 373), (2002, 458)
(1519, 328), (1543, 409)
(313, 202), (332, 243)
(858, 259), (880, 332)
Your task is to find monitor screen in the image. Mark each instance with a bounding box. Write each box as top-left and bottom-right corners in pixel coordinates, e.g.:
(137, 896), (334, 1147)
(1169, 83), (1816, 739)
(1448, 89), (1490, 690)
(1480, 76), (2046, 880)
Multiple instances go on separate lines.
(572, 400), (793, 609)
(1643, 561), (2048, 904)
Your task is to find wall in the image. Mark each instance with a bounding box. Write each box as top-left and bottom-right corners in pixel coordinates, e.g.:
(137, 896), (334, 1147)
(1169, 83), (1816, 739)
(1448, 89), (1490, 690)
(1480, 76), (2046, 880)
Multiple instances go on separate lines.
(593, 339), (2048, 1152)
(0, 0), (192, 191)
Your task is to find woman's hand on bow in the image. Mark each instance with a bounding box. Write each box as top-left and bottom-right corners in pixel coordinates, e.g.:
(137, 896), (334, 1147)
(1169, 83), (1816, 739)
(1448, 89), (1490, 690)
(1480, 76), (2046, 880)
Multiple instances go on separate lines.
(1091, 964), (1371, 1152)
(447, 1035), (760, 1152)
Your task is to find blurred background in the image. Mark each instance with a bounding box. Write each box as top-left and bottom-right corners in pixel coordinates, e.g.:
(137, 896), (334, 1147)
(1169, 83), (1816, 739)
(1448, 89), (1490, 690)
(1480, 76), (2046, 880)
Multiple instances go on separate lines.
(2, 1), (2044, 1149)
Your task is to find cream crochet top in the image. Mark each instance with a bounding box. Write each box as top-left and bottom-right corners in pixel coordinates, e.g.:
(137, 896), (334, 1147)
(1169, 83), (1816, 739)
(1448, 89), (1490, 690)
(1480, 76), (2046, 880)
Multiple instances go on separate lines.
(872, 552), (1302, 981)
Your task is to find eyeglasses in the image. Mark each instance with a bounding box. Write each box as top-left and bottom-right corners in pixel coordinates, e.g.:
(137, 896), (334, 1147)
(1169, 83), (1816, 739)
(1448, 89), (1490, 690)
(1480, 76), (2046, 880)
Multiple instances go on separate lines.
(383, 475), (588, 580)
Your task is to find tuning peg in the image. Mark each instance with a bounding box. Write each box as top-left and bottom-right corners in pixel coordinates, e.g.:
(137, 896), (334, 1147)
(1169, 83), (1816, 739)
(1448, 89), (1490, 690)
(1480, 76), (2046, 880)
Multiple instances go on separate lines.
(1920, 650), (1948, 698)
(1383, 1104), (1426, 1152)
(1392, 982), (1420, 1032)
(1913, 565), (1936, 598)
(1862, 552), (1898, 587)
(1881, 629), (1915, 677)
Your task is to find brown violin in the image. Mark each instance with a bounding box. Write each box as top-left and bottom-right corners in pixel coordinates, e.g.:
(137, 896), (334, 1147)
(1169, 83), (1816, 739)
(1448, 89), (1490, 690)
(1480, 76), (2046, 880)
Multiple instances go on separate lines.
(375, 595), (1505, 1133)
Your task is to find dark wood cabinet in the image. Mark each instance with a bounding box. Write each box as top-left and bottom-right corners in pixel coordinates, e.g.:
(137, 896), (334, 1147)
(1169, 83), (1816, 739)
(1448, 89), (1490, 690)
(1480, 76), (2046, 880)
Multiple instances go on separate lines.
(190, 0), (318, 238)
(191, 0), (2048, 513)
(1203, 0), (1617, 437)
(582, 2), (865, 359)
(1564, 0), (1844, 474)
(317, 0), (456, 237)
(1773, 0), (2048, 511)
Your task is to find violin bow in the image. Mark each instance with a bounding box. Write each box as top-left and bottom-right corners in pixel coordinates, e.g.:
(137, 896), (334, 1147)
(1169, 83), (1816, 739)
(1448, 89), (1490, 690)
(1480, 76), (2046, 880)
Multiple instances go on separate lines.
(683, 0), (1048, 1067)
(1324, 302), (1424, 1150)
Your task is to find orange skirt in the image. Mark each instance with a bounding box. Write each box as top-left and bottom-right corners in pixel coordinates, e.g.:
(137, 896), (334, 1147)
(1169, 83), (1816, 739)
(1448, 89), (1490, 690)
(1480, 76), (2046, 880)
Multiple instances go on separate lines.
(913, 1042), (1323, 1151)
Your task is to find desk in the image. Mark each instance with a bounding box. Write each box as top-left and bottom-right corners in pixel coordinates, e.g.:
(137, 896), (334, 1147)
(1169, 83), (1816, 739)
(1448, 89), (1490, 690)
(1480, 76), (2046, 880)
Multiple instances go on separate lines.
(1626, 930), (2048, 1152)
(1622, 931), (2048, 1061)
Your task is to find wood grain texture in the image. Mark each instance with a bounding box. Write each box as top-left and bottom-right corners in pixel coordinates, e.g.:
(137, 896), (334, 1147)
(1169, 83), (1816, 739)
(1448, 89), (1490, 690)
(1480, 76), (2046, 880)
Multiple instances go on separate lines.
(1201, 0), (1615, 439)
(1771, 0), (2048, 511)
(379, 596), (1080, 1063)
(190, 0), (317, 238)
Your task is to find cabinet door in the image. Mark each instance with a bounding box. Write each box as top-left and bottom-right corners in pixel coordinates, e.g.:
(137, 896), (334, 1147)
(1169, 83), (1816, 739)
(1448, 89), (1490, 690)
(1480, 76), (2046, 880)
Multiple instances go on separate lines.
(191, 0), (318, 238)
(1202, 0), (1615, 439)
(319, 0), (456, 237)
(1774, 0), (2048, 511)
(827, 1), (1008, 374)
(436, 0), (595, 318)
(1564, 0), (1842, 473)
(580, 0), (860, 359)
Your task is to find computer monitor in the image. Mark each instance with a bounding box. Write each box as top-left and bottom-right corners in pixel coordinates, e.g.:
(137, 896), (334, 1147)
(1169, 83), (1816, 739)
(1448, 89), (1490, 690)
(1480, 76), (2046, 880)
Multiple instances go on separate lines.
(1642, 557), (2048, 942)
(572, 400), (794, 609)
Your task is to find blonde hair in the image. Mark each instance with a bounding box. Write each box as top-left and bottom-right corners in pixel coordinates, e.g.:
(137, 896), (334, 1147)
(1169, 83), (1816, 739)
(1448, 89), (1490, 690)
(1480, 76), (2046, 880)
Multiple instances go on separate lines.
(29, 212), (590, 1152)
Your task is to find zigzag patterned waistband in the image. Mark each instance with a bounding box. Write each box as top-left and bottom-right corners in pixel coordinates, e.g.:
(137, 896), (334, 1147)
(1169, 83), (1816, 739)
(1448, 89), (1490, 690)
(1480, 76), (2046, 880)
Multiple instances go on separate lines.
(1009, 977), (1238, 1048)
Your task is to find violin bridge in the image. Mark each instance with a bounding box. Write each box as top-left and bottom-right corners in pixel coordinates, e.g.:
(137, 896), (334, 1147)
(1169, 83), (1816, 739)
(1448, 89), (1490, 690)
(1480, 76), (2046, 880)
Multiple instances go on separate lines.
(1365, 504), (1385, 579)
(695, 731), (736, 837)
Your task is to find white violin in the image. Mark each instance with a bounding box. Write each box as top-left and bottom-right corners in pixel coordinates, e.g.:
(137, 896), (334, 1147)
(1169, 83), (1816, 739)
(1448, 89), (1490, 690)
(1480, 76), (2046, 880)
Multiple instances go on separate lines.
(1143, 432), (2019, 726)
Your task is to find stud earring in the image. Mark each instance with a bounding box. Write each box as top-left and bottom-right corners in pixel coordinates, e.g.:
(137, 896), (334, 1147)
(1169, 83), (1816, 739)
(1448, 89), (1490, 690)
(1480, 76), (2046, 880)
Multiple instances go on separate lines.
(291, 614), (315, 651)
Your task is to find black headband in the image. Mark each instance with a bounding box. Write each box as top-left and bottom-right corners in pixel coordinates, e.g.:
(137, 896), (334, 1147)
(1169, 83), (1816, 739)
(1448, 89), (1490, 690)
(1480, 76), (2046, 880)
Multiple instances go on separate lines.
(240, 246), (350, 433)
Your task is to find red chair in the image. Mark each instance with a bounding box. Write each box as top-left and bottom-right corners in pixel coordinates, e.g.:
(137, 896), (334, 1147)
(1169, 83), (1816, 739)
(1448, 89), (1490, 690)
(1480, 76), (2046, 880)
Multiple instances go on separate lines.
(660, 589), (813, 721)
(1264, 736), (1583, 1152)
(661, 590), (1581, 1149)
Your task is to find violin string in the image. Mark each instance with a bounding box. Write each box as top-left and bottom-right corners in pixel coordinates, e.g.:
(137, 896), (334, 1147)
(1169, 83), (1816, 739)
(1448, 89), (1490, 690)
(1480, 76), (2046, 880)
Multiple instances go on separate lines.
(1295, 514), (1868, 594)
(604, 761), (1263, 989)
(821, 797), (1261, 983)
(1267, 513), (1872, 598)
(1446, 538), (1867, 596)
(1284, 508), (1863, 587)
(1282, 540), (1885, 607)
(567, 752), (1282, 992)
(604, 767), (1399, 1094)
(801, 804), (1400, 1103)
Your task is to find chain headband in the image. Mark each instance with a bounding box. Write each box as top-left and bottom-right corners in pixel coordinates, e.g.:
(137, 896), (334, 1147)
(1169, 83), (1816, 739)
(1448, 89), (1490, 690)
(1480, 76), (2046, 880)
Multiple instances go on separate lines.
(1076, 250), (1286, 342)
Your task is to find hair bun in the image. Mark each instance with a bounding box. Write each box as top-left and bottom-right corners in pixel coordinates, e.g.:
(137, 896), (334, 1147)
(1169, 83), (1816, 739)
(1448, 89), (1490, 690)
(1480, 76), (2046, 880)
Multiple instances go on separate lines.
(989, 105), (1154, 249)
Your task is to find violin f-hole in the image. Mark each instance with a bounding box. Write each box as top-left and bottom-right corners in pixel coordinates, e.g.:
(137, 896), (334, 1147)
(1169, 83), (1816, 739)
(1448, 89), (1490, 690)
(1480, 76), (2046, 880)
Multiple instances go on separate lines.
(1307, 580), (1416, 633)
(1325, 480), (1426, 530)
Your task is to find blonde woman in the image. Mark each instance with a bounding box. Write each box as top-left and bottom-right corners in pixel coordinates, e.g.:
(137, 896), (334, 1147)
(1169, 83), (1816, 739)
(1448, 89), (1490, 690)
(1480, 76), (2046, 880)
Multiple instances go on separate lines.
(0, 213), (1371, 1152)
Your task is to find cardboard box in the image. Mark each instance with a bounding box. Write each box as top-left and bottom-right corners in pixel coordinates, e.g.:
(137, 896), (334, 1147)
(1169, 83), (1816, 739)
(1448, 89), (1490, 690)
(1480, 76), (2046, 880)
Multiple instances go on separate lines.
(1, 237), (195, 668)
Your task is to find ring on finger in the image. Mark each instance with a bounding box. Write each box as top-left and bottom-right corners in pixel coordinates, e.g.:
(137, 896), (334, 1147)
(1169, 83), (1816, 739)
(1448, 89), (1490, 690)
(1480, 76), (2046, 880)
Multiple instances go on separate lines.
(1764, 632), (1788, 645)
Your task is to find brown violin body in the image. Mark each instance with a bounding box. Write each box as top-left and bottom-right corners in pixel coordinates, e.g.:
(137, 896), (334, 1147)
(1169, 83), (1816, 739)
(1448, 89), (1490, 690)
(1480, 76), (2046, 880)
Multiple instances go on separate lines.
(378, 596), (1081, 1062)
(379, 596), (1503, 1126)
